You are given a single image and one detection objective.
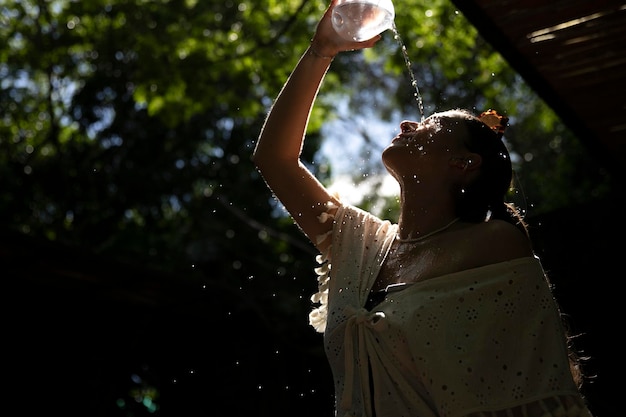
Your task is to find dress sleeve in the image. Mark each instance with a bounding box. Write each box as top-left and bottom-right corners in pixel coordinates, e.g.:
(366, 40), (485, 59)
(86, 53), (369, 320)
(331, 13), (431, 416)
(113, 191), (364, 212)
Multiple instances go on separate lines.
(309, 202), (396, 333)
(308, 200), (339, 333)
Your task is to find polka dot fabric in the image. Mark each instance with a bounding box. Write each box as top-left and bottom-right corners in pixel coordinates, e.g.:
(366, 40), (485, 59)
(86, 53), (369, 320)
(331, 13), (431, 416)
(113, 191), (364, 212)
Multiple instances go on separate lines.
(313, 204), (593, 417)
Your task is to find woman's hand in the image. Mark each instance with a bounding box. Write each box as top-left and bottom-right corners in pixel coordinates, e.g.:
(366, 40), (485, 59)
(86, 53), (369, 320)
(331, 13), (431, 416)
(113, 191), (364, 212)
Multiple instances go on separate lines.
(310, 0), (382, 59)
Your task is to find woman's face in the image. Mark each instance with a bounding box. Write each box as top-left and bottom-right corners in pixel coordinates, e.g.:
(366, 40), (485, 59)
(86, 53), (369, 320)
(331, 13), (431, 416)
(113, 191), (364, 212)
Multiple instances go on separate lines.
(382, 116), (468, 181)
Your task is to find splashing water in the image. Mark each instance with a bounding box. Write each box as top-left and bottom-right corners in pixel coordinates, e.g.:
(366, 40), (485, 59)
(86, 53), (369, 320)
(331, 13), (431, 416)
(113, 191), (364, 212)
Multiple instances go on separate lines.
(391, 23), (425, 122)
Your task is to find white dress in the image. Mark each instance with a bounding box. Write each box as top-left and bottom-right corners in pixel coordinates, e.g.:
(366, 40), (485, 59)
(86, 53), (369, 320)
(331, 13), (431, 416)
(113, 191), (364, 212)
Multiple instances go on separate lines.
(310, 203), (593, 417)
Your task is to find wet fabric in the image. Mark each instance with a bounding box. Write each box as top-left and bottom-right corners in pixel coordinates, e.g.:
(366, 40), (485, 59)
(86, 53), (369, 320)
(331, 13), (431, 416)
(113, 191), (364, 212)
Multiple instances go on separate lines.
(311, 203), (593, 417)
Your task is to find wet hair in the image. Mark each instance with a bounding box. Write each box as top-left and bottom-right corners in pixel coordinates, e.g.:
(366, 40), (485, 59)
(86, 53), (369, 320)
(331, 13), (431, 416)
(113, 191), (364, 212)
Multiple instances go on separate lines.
(436, 109), (528, 237)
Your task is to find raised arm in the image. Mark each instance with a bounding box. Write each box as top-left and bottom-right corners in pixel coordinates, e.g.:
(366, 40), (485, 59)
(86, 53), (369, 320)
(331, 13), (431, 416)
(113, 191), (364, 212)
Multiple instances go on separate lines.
(253, 0), (381, 250)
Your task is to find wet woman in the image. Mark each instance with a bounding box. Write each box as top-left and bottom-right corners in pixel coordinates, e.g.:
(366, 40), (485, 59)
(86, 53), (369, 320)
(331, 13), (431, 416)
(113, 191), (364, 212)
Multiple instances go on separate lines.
(253, 1), (593, 416)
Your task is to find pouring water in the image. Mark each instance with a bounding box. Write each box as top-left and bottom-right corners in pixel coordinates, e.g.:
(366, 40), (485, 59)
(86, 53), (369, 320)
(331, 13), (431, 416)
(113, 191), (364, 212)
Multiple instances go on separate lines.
(331, 0), (425, 121)
(391, 23), (425, 122)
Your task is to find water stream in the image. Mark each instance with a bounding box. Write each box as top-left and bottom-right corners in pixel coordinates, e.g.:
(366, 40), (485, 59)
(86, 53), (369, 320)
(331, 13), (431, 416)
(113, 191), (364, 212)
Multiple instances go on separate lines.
(391, 23), (425, 122)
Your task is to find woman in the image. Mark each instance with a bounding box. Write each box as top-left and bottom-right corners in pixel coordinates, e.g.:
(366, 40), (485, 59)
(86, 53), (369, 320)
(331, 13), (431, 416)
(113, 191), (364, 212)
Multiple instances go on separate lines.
(253, 1), (593, 416)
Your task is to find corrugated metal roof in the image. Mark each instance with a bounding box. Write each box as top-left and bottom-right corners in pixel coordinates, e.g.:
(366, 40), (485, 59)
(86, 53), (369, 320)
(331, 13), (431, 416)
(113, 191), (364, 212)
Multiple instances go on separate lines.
(452, 0), (626, 181)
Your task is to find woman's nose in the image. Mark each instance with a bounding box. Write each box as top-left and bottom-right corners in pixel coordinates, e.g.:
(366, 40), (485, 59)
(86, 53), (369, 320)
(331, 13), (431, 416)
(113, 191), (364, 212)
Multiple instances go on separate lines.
(400, 120), (419, 133)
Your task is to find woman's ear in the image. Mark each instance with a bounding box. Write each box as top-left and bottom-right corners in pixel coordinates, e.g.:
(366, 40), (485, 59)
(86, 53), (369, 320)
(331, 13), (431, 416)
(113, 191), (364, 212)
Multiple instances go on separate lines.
(449, 154), (482, 171)
(463, 153), (482, 171)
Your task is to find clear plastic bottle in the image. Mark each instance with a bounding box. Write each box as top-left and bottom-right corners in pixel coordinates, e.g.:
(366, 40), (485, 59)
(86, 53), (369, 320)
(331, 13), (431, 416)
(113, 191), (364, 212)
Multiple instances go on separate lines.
(331, 0), (395, 42)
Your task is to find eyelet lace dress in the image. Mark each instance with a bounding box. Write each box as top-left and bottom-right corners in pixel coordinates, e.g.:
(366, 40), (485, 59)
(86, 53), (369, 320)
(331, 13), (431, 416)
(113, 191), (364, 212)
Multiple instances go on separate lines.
(310, 202), (593, 417)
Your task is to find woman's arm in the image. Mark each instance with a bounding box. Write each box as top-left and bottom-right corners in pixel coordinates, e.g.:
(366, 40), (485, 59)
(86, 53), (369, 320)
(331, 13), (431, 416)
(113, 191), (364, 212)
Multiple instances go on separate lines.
(253, 46), (338, 249)
(253, 0), (380, 250)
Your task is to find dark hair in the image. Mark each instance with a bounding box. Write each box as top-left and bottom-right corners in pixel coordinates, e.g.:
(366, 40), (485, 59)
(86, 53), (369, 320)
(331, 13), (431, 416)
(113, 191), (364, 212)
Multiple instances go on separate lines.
(440, 109), (588, 389)
(437, 109), (528, 237)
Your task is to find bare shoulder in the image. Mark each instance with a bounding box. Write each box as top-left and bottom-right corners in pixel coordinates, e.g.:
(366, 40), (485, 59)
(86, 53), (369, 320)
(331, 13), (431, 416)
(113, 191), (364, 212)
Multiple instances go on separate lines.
(467, 219), (534, 264)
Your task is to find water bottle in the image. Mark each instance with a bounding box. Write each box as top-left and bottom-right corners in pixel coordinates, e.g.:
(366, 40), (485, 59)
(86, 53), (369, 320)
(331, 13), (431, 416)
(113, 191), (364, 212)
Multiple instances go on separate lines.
(331, 0), (395, 42)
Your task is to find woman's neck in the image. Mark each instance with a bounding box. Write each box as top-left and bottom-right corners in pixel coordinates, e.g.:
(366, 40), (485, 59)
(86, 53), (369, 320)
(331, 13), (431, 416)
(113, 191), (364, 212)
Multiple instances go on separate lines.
(397, 188), (458, 241)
